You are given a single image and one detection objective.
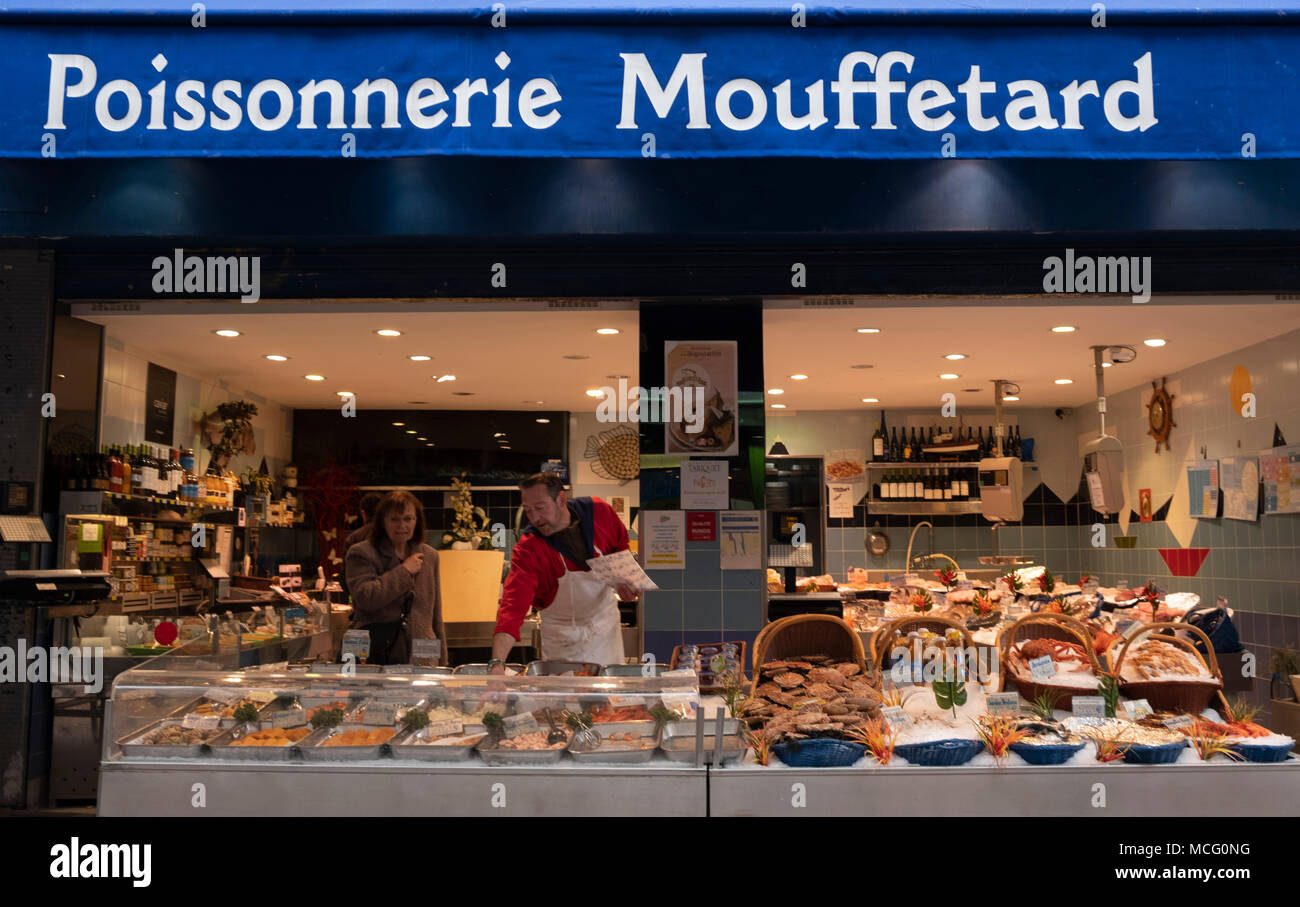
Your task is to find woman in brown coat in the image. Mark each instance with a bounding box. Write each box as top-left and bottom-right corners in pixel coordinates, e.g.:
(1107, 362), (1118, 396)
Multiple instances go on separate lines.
(345, 490), (446, 665)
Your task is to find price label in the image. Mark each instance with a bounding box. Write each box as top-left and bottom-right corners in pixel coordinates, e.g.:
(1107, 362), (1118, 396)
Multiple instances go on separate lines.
(1121, 620), (1145, 640)
(1072, 696), (1107, 719)
(956, 580), (974, 591)
(986, 692), (1021, 715)
(1029, 655), (1057, 682)
(182, 714), (221, 730)
(272, 709), (307, 729)
(203, 687), (241, 703)
(361, 702), (400, 726)
(426, 717), (464, 738)
(383, 664), (414, 674)
(245, 689), (277, 704)
(1162, 714), (1194, 731)
(881, 705), (911, 729)
(660, 692), (698, 715)
(342, 629), (371, 662)
(411, 638), (441, 662)
(1124, 699), (1153, 721)
(607, 695), (644, 708)
(501, 712), (541, 738)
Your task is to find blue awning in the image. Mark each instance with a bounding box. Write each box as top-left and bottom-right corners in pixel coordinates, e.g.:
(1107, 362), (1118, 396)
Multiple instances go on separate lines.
(2, 1), (1297, 159)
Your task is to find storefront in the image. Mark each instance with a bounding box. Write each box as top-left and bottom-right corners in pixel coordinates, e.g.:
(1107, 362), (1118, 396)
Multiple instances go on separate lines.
(1, 1), (1299, 823)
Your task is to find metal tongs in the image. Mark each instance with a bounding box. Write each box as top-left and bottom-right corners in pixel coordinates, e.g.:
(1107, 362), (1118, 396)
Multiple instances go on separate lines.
(559, 708), (602, 752)
(542, 708), (569, 746)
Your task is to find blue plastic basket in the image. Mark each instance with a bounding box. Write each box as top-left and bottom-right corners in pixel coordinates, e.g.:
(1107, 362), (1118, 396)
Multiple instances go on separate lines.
(1122, 740), (1187, 764)
(894, 738), (984, 766)
(1228, 741), (1296, 764)
(773, 738), (866, 768)
(1009, 740), (1086, 765)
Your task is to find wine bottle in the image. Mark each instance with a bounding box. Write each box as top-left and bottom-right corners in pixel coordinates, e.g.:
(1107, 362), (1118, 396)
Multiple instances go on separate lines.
(872, 415), (886, 461)
(889, 427), (900, 461)
(944, 468), (954, 501)
(959, 471), (971, 499)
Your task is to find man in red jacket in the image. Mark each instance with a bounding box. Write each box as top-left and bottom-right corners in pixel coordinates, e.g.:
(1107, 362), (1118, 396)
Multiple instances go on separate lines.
(490, 473), (637, 672)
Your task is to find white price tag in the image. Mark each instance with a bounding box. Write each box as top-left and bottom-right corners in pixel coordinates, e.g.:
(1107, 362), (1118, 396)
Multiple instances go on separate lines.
(272, 709), (307, 729)
(182, 714), (221, 730)
(986, 692), (1021, 715)
(1124, 699), (1153, 721)
(501, 712), (541, 738)
(383, 664), (414, 674)
(1161, 714), (1194, 731)
(245, 689), (277, 704)
(659, 692), (698, 715)
(881, 705), (911, 729)
(426, 717), (464, 738)
(1072, 696), (1107, 719)
(1029, 655), (1057, 681)
(342, 629), (371, 663)
(411, 638), (441, 662)
(607, 695), (644, 709)
(361, 702), (400, 726)
(202, 687), (241, 703)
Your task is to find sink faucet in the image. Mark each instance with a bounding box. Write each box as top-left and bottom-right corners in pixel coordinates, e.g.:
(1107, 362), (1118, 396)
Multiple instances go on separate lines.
(990, 521), (1002, 557)
(905, 521), (933, 572)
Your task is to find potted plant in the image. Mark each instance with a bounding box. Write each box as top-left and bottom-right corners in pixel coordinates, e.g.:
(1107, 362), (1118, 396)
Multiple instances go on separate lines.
(1271, 646), (1300, 703)
(441, 473), (492, 550)
(200, 400), (258, 470)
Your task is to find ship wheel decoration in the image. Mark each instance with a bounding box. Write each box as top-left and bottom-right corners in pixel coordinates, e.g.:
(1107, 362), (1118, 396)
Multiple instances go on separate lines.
(1146, 377), (1176, 453)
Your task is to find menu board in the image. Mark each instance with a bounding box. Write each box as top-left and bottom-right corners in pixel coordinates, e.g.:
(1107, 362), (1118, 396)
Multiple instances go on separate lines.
(1261, 445), (1300, 514)
(1186, 459), (1219, 518)
(664, 341), (738, 457)
(1220, 457), (1260, 522)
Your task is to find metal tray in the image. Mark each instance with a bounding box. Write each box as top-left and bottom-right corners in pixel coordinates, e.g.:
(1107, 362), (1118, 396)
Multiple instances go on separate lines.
(453, 663), (525, 675)
(475, 737), (567, 766)
(299, 697), (366, 722)
(524, 660), (602, 677)
(389, 728), (488, 762)
(298, 724), (398, 761)
(116, 719), (223, 759)
(584, 720), (658, 740)
(659, 719), (747, 765)
(206, 723), (307, 761)
(351, 698), (426, 726)
(567, 727), (659, 764)
(167, 695), (279, 728)
(600, 663), (672, 677)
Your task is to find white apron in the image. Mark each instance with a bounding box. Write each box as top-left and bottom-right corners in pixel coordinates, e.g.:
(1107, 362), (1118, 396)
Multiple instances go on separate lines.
(539, 547), (625, 665)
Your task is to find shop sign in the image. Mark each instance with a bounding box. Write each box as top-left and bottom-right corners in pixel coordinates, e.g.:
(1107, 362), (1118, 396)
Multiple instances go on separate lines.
(5, 21), (1299, 159)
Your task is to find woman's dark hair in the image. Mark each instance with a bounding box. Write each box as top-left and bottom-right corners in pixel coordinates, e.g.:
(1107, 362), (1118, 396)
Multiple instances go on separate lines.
(369, 490), (426, 549)
(520, 472), (565, 499)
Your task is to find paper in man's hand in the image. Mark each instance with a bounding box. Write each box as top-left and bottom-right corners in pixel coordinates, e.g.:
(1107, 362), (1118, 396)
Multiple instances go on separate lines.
(586, 550), (659, 592)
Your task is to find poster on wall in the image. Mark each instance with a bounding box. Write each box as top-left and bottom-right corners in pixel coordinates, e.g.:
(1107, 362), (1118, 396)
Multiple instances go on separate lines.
(1185, 459), (1219, 518)
(680, 459), (729, 509)
(144, 362), (177, 444)
(719, 511), (761, 570)
(1220, 457), (1260, 521)
(608, 495), (630, 529)
(642, 510), (685, 569)
(664, 341), (738, 457)
(1261, 446), (1300, 514)
(827, 483), (857, 518)
(1138, 489), (1153, 522)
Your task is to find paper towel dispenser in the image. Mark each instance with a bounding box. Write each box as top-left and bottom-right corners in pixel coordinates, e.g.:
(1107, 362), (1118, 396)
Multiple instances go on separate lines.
(1083, 434), (1125, 515)
(978, 457), (1023, 522)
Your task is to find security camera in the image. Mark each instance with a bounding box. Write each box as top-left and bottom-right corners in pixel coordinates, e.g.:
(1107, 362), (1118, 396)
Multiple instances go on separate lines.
(1055, 408), (1065, 420)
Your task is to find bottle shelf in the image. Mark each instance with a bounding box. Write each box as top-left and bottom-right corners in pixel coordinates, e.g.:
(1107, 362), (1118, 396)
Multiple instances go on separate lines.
(866, 462), (982, 468)
(65, 490), (236, 513)
(867, 501), (984, 514)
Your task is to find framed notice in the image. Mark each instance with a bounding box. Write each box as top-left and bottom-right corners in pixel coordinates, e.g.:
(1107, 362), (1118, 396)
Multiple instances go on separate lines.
(719, 511), (761, 570)
(144, 362), (177, 444)
(1221, 457), (1260, 522)
(642, 510), (685, 569)
(1186, 459), (1219, 518)
(1261, 446), (1300, 514)
(664, 341), (738, 457)
(681, 459), (729, 509)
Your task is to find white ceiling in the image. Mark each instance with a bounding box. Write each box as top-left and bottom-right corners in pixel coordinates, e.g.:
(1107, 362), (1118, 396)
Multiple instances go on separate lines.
(80, 308), (640, 411)
(763, 299), (1300, 410)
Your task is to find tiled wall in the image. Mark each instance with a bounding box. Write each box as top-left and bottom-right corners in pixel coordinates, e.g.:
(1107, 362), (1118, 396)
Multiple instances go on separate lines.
(644, 542), (764, 665)
(99, 334), (294, 478)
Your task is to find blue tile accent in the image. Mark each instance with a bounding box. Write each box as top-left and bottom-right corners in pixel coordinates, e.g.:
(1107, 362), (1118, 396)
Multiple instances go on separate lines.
(722, 569), (761, 591)
(723, 591), (764, 631)
(684, 590), (723, 631)
(643, 630), (683, 664)
(643, 591), (684, 631)
(647, 569), (683, 590)
(684, 551), (723, 590)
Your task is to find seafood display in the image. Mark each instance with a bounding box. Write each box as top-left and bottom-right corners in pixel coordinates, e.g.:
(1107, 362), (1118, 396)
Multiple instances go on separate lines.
(305, 701), (352, 721)
(747, 655), (882, 743)
(139, 724), (223, 746)
(1119, 638), (1215, 683)
(322, 728), (396, 747)
(1061, 717), (1185, 746)
(590, 703), (656, 723)
(1006, 638), (1100, 689)
(190, 698), (262, 719)
(229, 727), (312, 747)
(493, 732), (567, 750)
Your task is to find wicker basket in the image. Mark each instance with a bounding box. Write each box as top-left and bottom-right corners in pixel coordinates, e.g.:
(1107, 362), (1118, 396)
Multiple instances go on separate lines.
(870, 614), (975, 668)
(1113, 621), (1226, 714)
(998, 613), (1104, 711)
(894, 738), (985, 766)
(749, 614), (868, 697)
(772, 738), (866, 767)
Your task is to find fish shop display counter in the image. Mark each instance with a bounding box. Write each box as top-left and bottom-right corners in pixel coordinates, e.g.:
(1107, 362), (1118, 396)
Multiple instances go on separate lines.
(708, 760), (1300, 817)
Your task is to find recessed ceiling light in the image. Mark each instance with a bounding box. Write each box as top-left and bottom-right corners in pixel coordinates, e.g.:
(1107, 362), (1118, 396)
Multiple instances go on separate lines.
(265, 354), (288, 361)
(850, 364), (874, 370)
(1144, 338), (1166, 347)
(562, 354), (589, 360)
(451, 392), (474, 396)
(1102, 362), (1112, 368)
(524, 400), (546, 405)
(595, 328), (620, 335)
(494, 433), (507, 438)
(1051, 326), (1076, 333)
(767, 388), (785, 395)
(304, 374), (326, 381)
(939, 373), (960, 380)
(857, 328), (881, 334)
(1002, 395), (1020, 402)
(536, 418), (550, 424)
(425, 443), (435, 447)
(56, 373), (66, 379)
(417, 437), (427, 441)
(1054, 378), (1074, 385)
(408, 355), (432, 362)
(214, 329), (240, 337)
(336, 391), (355, 397)
(944, 353), (967, 361)
(406, 430), (416, 435)
(392, 422), (405, 427)
(861, 397), (879, 403)
(585, 388), (606, 398)
(376, 329), (402, 337)
(436, 375), (456, 382)
(771, 403), (786, 409)
(789, 374), (809, 381)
